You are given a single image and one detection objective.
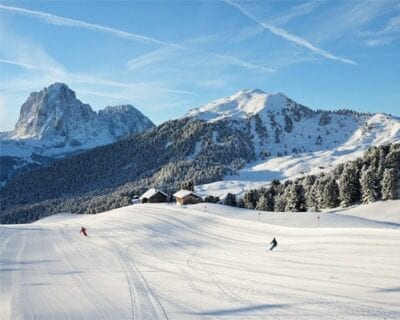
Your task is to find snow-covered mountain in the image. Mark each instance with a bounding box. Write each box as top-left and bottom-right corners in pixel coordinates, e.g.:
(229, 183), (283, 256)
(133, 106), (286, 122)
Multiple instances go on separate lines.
(1, 88), (399, 223)
(0, 83), (155, 183)
(187, 89), (399, 157)
(184, 89), (400, 197)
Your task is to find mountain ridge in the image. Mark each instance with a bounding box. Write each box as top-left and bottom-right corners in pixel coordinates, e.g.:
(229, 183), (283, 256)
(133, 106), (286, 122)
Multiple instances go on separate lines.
(0, 83), (155, 184)
(1, 86), (399, 223)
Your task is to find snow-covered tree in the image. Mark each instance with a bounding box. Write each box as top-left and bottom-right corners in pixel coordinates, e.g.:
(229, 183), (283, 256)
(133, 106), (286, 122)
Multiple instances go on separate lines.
(256, 194), (269, 211)
(274, 193), (287, 212)
(339, 162), (361, 207)
(360, 166), (380, 203)
(285, 183), (306, 212)
(243, 189), (258, 209)
(321, 177), (340, 208)
(381, 168), (398, 200)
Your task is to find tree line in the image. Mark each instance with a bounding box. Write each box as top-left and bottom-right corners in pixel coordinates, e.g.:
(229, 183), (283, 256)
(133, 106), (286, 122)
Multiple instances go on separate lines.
(224, 143), (400, 212)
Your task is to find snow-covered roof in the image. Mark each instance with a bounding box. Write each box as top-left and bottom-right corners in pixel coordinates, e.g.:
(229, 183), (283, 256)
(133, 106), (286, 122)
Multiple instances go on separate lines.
(173, 190), (202, 199)
(140, 188), (168, 200)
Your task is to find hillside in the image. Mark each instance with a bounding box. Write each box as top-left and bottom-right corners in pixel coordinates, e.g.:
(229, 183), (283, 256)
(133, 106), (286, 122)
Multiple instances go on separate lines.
(0, 83), (155, 184)
(1, 89), (399, 223)
(1, 201), (399, 319)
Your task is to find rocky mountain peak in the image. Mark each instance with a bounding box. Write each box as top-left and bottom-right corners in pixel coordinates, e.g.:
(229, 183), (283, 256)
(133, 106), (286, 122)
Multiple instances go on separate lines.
(12, 83), (95, 141)
(2, 83), (155, 157)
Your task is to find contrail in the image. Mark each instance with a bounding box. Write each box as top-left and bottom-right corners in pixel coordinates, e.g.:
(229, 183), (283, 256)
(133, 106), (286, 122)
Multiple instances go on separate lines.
(224, 0), (357, 65)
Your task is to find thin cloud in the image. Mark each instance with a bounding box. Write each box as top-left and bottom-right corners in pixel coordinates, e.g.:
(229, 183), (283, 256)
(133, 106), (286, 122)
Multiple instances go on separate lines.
(213, 53), (275, 72)
(362, 15), (400, 36)
(127, 46), (179, 71)
(0, 58), (194, 97)
(224, 0), (357, 65)
(273, 1), (323, 26)
(0, 58), (61, 73)
(1, 4), (273, 74)
(0, 4), (175, 47)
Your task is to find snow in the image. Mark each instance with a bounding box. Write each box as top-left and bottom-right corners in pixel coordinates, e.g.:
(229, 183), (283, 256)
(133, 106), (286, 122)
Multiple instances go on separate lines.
(185, 90), (400, 199)
(140, 188), (168, 200)
(186, 89), (287, 122)
(1, 201), (400, 319)
(196, 113), (400, 198)
(1, 83), (154, 158)
(173, 190), (201, 198)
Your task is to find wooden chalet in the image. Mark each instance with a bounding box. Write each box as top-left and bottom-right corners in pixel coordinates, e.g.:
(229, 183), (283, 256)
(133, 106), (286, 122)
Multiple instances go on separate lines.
(139, 188), (169, 203)
(173, 190), (203, 205)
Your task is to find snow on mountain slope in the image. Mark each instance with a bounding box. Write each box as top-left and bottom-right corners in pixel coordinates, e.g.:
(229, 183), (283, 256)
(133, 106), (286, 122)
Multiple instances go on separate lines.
(1, 201), (399, 319)
(186, 89), (287, 121)
(192, 90), (400, 198)
(0, 83), (155, 184)
(1, 83), (155, 157)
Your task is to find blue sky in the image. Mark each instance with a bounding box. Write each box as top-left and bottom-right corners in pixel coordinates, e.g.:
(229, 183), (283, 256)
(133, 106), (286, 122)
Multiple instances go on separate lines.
(0, 0), (399, 131)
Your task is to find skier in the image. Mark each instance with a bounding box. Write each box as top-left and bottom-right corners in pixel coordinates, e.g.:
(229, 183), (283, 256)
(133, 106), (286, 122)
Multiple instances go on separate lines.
(269, 237), (278, 251)
(80, 226), (88, 237)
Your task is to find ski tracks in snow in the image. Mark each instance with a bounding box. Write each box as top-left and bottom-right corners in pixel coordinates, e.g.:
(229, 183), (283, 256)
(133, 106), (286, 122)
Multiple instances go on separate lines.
(107, 238), (169, 320)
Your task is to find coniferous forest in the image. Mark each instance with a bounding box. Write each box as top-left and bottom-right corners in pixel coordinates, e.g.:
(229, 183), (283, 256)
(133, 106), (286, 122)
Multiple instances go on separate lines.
(226, 143), (400, 212)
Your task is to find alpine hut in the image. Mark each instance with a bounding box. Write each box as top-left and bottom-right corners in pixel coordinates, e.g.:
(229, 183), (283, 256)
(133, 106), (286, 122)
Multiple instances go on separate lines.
(139, 188), (169, 203)
(173, 190), (203, 205)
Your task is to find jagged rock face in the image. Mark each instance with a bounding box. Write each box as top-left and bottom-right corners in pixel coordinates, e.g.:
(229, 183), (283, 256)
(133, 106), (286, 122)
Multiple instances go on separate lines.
(12, 83), (98, 144)
(3, 83), (155, 153)
(0, 83), (155, 185)
(98, 105), (155, 139)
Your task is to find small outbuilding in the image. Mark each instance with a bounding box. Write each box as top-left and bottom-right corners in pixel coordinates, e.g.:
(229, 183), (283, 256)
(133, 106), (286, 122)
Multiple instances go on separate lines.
(173, 190), (203, 205)
(140, 188), (169, 203)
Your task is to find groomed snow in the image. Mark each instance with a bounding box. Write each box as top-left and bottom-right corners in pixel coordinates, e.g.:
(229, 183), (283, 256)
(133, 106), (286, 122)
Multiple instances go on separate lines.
(1, 201), (399, 319)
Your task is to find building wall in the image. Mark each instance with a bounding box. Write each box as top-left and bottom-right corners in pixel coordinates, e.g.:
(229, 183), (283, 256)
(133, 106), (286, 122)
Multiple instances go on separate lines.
(176, 195), (202, 205)
(142, 192), (168, 203)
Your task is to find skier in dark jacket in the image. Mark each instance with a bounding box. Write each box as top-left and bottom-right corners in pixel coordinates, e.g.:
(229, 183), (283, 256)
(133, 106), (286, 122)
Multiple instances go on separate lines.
(269, 237), (278, 251)
(80, 226), (88, 237)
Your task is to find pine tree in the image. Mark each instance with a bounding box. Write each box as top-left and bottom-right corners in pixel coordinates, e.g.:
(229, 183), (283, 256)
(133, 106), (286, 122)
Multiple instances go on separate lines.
(360, 166), (380, 203)
(224, 193), (237, 207)
(274, 193), (287, 212)
(237, 198), (245, 208)
(339, 162), (361, 207)
(381, 168), (398, 200)
(285, 183), (306, 212)
(386, 149), (400, 170)
(321, 177), (340, 208)
(256, 194), (268, 211)
(265, 191), (275, 211)
(243, 189), (258, 209)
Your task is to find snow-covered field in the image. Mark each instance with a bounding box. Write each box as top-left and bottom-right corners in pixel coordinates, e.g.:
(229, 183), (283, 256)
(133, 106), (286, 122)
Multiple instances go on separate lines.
(1, 201), (400, 319)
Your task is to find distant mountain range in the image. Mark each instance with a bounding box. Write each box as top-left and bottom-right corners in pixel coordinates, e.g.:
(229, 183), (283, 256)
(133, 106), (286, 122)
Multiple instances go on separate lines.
(1, 86), (399, 223)
(0, 83), (155, 184)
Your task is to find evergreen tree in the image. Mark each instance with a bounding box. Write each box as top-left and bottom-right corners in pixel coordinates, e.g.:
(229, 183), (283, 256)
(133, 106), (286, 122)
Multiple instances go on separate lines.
(274, 193), (287, 212)
(285, 183), (306, 212)
(360, 166), (380, 203)
(265, 190), (275, 211)
(339, 162), (361, 207)
(381, 168), (398, 200)
(243, 189), (258, 209)
(256, 194), (269, 211)
(224, 193), (237, 207)
(237, 198), (245, 208)
(321, 177), (340, 208)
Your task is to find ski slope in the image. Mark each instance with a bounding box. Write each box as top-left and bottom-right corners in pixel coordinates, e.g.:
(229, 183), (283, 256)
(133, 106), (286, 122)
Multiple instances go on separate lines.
(1, 201), (400, 319)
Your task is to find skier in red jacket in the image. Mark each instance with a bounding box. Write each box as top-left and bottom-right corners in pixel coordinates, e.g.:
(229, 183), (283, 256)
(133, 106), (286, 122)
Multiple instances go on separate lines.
(80, 226), (88, 237)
